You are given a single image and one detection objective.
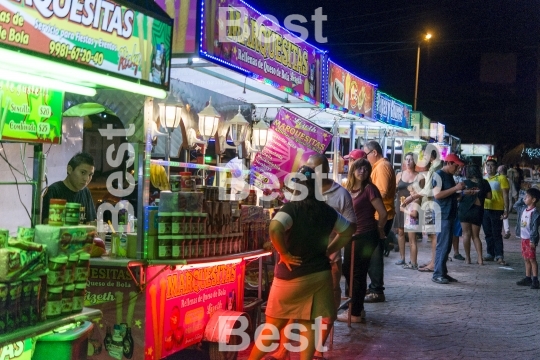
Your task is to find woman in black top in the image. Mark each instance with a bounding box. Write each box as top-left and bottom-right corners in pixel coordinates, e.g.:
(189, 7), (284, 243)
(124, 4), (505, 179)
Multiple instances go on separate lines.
(248, 166), (356, 360)
(459, 164), (492, 265)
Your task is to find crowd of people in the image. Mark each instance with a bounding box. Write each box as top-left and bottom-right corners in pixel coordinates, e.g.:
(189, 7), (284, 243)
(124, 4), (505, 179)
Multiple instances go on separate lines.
(249, 142), (540, 360)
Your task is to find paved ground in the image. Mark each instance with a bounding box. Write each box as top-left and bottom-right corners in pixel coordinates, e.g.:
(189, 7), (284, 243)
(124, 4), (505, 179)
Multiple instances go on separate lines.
(238, 213), (540, 360)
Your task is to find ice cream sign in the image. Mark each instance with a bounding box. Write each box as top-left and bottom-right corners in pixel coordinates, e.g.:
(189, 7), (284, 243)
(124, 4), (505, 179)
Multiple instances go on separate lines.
(373, 90), (411, 129)
(0, 0), (173, 88)
(0, 80), (64, 144)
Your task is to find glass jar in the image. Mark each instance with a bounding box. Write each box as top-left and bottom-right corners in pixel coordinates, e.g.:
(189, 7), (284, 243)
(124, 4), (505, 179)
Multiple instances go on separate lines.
(158, 212), (172, 235)
(47, 255), (68, 286)
(64, 202), (81, 225)
(65, 254), (78, 284)
(75, 253), (91, 283)
(72, 283), (86, 313)
(171, 235), (182, 259)
(61, 284), (75, 314)
(46, 286), (63, 318)
(49, 198), (66, 226)
(158, 235), (172, 259)
(171, 212), (182, 235)
(169, 175), (182, 192)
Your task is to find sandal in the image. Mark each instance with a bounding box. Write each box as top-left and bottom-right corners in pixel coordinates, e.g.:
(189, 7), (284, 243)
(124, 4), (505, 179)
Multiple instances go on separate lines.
(395, 259), (406, 265)
(497, 259), (508, 266)
(418, 267), (434, 272)
(403, 263), (418, 270)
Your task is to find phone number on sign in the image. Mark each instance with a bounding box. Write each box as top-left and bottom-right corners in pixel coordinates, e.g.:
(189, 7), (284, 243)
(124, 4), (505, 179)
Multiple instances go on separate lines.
(49, 41), (104, 66)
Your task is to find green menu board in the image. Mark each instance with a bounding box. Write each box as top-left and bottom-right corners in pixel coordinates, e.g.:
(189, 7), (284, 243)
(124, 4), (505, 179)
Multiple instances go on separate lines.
(0, 80), (64, 144)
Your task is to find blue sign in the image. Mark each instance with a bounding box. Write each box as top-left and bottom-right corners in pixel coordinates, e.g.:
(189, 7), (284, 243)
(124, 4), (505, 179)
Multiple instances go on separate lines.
(373, 91), (412, 128)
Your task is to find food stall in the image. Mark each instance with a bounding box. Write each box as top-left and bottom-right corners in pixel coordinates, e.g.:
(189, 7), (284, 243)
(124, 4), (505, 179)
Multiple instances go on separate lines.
(0, 0), (174, 357)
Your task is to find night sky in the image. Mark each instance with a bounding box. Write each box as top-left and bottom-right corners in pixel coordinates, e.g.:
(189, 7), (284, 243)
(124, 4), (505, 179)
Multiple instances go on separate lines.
(246, 0), (540, 156)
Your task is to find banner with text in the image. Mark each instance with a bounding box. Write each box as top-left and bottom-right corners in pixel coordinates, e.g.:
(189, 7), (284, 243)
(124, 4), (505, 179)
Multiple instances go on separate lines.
(155, 0), (197, 54)
(0, 80), (63, 144)
(84, 265), (146, 360)
(0, 0), (173, 89)
(373, 90), (412, 129)
(201, 0), (325, 103)
(328, 61), (375, 117)
(250, 107), (332, 189)
(145, 261), (246, 359)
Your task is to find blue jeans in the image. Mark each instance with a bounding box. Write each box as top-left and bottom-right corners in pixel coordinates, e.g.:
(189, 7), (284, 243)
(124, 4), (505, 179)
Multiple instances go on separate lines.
(342, 230), (379, 316)
(367, 219), (393, 294)
(433, 219), (453, 279)
(482, 209), (504, 259)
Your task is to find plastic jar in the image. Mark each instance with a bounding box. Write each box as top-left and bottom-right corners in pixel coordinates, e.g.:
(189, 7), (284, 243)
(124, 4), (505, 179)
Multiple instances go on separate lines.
(64, 202), (81, 225)
(46, 286), (63, 318)
(65, 254), (79, 284)
(158, 212), (172, 235)
(61, 284), (75, 314)
(49, 199), (66, 226)
(75, 253), (91, 283)
(171, 212), (182, 235)
(72, 283), (86, 313)
(47, 255), (68, 286)
(158, 235), (172, 259)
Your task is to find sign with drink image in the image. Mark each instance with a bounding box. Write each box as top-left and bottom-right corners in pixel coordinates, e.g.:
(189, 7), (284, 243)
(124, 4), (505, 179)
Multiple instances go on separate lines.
(328, 61), (375, 117)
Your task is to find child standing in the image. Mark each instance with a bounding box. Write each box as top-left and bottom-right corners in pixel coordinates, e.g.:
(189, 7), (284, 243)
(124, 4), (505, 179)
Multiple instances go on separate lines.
(514, 188), (540, 289)
(399, 184), (421, 269)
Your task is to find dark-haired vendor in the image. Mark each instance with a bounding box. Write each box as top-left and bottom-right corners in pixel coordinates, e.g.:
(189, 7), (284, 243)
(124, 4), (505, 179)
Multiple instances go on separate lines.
(42, 152), (97, 224)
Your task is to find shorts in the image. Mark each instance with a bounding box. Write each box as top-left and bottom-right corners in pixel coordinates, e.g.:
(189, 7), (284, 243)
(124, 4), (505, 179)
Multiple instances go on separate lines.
(458, 204), (484, 226)
(521, 239), (537, 260)
(453, 218), (462, 237)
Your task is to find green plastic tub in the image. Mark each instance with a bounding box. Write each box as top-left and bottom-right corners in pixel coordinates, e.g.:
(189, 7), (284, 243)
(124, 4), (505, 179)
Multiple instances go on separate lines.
(33, 321), (93, 360)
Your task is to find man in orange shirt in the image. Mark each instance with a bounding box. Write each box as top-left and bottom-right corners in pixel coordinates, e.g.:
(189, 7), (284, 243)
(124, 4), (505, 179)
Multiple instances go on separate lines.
(364, 141), (396, 302)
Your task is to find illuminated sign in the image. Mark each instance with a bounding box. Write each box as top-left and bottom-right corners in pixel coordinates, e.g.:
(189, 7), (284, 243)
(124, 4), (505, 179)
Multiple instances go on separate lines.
(200, 0), (326, 105)
(373, 90), (411, 128)
(0, 0), (173, 89)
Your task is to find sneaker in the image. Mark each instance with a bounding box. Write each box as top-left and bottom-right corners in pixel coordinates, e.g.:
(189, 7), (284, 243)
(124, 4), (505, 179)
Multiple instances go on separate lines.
(517, 277), (532, 286)
(531, 279), (540, 289)
(453, 254), (465, 261)
(444, 275), (458, 283)
(364, 292), (385, 303)
(504, 232), (511, 239)
(337, 309), (366, 323)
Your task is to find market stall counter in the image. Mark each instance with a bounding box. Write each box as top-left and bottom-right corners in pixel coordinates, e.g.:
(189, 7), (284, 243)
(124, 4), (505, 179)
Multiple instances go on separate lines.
(86, 249), (270, 360)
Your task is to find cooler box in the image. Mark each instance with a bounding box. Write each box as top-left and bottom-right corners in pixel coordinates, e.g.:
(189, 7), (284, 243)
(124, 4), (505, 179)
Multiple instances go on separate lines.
(33, 321), (93, 360)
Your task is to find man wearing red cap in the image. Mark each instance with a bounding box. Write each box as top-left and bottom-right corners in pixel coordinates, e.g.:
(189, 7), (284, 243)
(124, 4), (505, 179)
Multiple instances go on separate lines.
(432, 154), (466, 284)
(344, 149), (367, 163)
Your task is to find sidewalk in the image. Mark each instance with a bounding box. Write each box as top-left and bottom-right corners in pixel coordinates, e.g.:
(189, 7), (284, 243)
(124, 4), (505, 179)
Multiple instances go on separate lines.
(239, 213), (540, 360)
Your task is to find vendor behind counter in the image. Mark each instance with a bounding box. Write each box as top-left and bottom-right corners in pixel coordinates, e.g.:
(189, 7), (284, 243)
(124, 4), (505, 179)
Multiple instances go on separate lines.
(42, 152), (97, 224)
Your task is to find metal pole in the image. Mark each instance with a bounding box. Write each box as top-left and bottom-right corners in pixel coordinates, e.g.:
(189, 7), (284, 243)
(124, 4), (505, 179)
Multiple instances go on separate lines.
(32, 145), (45, 226)
(414, 44), (421, 111)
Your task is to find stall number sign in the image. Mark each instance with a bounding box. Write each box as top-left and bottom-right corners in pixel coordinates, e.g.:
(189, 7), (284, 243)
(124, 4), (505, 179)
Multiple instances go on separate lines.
(0, 80), (64, 144)
(0, 340), (32, 360)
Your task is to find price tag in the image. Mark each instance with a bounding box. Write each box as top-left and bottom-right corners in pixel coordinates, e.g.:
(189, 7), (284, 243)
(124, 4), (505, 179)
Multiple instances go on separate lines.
(37, 122), (50, 135)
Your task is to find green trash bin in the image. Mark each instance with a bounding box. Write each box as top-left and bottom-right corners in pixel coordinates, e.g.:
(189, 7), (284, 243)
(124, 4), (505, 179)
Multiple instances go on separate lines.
(33, 321), (93, 360)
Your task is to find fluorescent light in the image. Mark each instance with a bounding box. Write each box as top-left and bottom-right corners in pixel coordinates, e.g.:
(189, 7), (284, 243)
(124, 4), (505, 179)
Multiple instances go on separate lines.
(0, 48), (167, 99)
(0, 69), (96, 96)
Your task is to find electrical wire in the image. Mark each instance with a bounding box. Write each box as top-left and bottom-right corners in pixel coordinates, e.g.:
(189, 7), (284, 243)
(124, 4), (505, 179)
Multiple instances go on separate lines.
(0, 143), (33, 226)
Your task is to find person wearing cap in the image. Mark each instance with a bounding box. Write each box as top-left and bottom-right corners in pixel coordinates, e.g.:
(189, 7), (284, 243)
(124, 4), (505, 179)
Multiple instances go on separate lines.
(344, 149), (367, 163)
(483, 158), (510, 265)
(431, 153), (466, 284)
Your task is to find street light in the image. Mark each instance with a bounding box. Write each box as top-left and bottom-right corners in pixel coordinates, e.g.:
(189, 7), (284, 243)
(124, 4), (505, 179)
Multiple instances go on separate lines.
(414, 32), (432, 111)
